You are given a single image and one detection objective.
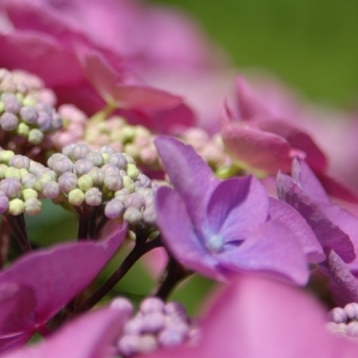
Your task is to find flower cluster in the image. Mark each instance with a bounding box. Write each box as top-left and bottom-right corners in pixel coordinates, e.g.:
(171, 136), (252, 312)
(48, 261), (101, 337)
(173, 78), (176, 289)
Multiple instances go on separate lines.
(0, 0), (358, 358)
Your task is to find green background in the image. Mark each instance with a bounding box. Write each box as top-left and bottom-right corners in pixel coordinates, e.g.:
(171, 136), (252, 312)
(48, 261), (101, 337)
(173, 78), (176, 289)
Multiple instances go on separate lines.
(149, 0), (358, 108)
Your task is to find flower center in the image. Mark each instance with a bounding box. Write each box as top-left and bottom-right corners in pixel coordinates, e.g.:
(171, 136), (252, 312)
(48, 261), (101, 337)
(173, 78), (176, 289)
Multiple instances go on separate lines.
(206, 234), (225, 253)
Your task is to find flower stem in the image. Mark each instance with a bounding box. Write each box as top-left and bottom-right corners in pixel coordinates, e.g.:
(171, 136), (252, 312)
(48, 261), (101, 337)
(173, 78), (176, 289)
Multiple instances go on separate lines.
(5, 214), (31, 252)
(76, 235), (162, 313)
(154, 257), (191, 300)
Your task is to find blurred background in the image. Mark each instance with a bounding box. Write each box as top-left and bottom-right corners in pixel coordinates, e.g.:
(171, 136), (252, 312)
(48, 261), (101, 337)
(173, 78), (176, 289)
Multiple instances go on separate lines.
(149, 0), (358, 108)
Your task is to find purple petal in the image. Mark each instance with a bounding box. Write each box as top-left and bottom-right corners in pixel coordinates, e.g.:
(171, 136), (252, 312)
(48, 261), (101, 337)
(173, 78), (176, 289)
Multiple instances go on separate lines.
(217, 220), (309, 285)
(268, 197), (325, 263)
(206, 176), (269, 241)
(155, 187), (223, 281)
(277, 171), (355, 263)
(1, 308), (128, 358)
(0, 226), (126, 334)
(155, 136), (218, 225)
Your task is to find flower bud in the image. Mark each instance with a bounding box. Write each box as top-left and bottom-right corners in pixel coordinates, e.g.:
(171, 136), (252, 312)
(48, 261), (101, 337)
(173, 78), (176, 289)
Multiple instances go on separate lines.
(8, 198), (25, 215)
(68, 188), (85, 206)
(24, 197), (42, 215)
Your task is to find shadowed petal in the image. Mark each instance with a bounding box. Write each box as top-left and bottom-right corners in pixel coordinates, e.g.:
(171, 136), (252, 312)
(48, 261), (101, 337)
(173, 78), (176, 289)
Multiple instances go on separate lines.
(326, 250), (358, 306)
(277, 172), (355, 263)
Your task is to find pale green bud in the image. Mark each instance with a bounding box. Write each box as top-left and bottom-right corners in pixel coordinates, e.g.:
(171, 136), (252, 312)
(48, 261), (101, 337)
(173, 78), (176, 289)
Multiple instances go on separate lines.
(8, 198), (25, 215)
(5, 167), (22, 179)
(16, 122), (30, 136)
(0, 150), (14, 163)
(22, 188), (38, 201)
(68, 188), (85, 206)
(126, 164), (139, 180)
(28, 128), (44, 144)
(77, 174), (93, 192)
(122, 176), (135, 192)
(0, 164), (8, 178)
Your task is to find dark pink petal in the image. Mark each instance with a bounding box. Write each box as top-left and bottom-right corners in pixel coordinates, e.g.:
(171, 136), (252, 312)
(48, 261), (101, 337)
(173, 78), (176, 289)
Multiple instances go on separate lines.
(76, 48), (183, 110)
(277, 172), (355, 263)
(0, 226), (126, 340)
(217, 220), (309, 285)
(155, 136), (218, 225)
(222, 122), (294, 174)
(268, 198), (325, 263)
(1, 307), (128, 358)
(206, 176), (269, 241)
(155, 187), (222, 281)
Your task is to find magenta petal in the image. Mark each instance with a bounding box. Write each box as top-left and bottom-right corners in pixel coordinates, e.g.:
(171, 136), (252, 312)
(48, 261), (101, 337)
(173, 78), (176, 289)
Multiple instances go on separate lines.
(222, 122), (293, 174)
(206, 176), (269, 240)
(268, 198), (325, 263)
(2, 308), (127, 358)
(217, 220), (309, 285)
(0, 225), (126, 328)
(76, 48), (182, 110)
(155, 187), (222, 280)
(277, 172), (355, 263)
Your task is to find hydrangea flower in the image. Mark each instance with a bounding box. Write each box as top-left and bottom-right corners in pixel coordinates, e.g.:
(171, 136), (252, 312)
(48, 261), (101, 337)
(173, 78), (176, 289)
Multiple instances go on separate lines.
(154, 136), (321, 285)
